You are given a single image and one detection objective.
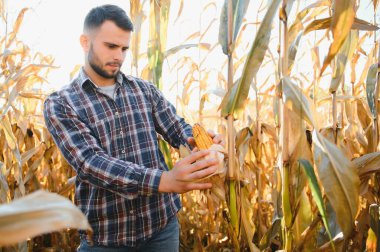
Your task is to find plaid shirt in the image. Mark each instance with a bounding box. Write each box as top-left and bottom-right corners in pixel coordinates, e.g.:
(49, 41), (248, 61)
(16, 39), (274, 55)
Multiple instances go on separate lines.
(43, 69), (192, 246)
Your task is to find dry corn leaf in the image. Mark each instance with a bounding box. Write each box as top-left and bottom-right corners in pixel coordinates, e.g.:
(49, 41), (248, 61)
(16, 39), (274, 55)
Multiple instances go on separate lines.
(0, 114), (18, 151)
(320, 0), (355, 75)
(164, 44), (200, 58)
(236, 127), (252, 176)
(0, 0), (5, 22)
(353, 152), (380, 179)
(259, 218), (281, 250)
(173, 0), (184, 24)
(356, 99), (372, 131)
(200, 19), (217, 41)
(58, 176), (76, 196)
(304, 17), (379, 35)
(147, 0), (171, 90)
(21, 142), (44, 166)
(5, 8), (28, 48)
(312, 130), (359, 238)
(282, 77), (316, 128)
(220, 0), (281, 118)
(241, 187), (259, 252)
(70, 64), (82, 80)
(288, 32), (303, 74)
(18, 92), (45, 100)
(329, 31), (358, 93)
(288, 0), (330, 43)
(374, 0), (379, 9)
(130, 0), (145, 73)
(0, 162), (9, 204)
(0, 190), (91, 246)
(23, 156), (44, 184)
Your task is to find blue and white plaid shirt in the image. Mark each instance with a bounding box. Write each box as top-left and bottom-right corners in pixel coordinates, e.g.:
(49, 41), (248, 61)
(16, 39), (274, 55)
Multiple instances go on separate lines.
(43, 68), (192, 246)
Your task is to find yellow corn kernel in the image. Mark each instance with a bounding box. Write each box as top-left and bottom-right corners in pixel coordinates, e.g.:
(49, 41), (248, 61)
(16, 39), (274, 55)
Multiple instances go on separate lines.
(193, 123), (214, 150)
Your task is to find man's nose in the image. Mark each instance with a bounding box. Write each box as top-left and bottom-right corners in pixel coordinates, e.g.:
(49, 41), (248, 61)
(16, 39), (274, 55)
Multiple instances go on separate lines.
(113, 49), (124, 61)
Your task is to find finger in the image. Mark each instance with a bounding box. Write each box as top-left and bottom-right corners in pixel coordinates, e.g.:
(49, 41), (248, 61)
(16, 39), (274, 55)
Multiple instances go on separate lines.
(191, 147), (199, 153)
(188, 158), (218, 173)
(188, 165), (218, 181)
(219, 140), (226, 147)
(212, 134), (223, 144)
(180, 149), (210, 164)
(187, 137), (196, 147)
(207, 129), (216, 138)
(184, 182), (213, 191)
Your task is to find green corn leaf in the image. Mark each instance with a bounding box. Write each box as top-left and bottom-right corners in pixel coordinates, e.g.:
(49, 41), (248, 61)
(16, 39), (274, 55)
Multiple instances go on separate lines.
(299, 159), (335, 251)
(218, 0), (250, 55)
(220, 0), (281, 118)
(366, 64), (379, 118)
(312, 130), (359, 238)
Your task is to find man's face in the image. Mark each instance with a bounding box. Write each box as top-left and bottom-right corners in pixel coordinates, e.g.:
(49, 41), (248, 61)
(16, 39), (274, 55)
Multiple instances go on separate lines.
(85, 20), (131, 79)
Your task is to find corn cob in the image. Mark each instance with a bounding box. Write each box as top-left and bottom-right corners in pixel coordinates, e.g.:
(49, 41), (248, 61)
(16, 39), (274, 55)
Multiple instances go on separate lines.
(192, 123), (227, 207)
(193, 123), (214, 150)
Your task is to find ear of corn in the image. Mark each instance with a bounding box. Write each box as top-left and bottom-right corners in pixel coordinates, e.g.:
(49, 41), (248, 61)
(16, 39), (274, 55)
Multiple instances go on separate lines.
(193, 123), (214, 150)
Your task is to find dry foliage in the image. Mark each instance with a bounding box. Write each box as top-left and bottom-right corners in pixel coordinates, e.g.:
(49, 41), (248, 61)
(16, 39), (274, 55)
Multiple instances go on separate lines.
(1, 0), (380, 251)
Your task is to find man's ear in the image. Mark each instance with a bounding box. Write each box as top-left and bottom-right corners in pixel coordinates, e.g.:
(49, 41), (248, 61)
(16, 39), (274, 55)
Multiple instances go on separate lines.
(80, 34), (90, 52)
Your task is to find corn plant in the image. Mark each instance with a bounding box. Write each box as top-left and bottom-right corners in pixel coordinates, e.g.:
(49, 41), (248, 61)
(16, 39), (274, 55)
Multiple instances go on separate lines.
(2, 0), (380, 251)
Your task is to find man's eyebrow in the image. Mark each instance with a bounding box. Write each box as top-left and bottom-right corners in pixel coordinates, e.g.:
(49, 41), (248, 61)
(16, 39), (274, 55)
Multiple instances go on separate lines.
(104, 42), (129, 49)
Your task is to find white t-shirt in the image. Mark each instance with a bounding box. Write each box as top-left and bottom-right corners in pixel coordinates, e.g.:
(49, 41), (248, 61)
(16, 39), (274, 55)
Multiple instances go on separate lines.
(97, 84), (117, 100)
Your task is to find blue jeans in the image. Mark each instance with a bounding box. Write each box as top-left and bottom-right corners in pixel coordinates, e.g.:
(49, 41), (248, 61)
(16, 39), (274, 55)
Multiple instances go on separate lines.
(78, 216), (179, 252)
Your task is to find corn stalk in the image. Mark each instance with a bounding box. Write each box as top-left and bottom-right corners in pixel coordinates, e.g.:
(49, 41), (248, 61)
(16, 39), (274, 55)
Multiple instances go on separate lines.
(130, 0), (146, 76)
(146, 0), (174, 169)
(373, 27), (380, 152)
(226, 1), (238, 239)
(278, 0), (292, 250)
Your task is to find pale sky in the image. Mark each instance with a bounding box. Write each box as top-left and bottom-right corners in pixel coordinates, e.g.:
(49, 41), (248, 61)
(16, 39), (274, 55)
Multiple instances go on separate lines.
(4, 0), (378, 116)
(7, 0), (132, 90)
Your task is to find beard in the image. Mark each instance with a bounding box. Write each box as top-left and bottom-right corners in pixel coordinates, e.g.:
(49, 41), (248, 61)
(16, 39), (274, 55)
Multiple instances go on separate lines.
(88, 44), (122, 79)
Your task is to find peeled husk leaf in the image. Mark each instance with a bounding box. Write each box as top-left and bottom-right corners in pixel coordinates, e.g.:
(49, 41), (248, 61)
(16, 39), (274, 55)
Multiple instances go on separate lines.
(201, 144), (227, 179)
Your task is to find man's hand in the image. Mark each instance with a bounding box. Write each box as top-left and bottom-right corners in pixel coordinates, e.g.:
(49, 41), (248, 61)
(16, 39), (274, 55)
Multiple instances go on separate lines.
(187, 129), (225, 150)
(158, 150), (218, 193)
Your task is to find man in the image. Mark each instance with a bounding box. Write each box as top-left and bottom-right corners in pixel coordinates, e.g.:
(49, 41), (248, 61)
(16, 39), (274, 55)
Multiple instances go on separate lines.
(43, 4), (223, 252)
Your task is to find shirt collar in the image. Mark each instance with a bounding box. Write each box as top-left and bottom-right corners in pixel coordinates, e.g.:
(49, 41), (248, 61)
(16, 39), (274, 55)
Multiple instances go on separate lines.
(78, 67), (125, 89)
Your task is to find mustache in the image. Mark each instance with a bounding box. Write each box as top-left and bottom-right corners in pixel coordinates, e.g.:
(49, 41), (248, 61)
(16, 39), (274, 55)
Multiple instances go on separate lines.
(106, 62), (122, 67)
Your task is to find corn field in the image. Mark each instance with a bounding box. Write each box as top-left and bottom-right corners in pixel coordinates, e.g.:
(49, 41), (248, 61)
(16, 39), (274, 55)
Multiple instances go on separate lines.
(1, 0), (380, 251)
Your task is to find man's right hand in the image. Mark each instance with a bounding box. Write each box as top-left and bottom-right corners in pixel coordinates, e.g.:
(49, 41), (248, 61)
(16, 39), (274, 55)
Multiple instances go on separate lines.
(158, 150), (218, 193)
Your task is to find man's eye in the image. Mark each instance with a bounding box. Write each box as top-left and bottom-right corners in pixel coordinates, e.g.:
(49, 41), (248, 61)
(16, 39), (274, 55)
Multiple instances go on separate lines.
(108, 45), (117, 49)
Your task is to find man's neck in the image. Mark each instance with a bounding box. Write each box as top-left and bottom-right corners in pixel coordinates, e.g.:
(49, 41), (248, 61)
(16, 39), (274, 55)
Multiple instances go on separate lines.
(83, 65), (116, 87)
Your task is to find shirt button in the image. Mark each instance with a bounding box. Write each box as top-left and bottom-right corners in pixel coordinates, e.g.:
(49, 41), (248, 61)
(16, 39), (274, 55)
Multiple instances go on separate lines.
(120, 130), (123, 134)
(129, 210), (134, 214)
(121, 150), (125, 154)
(115, 111), (119, 116)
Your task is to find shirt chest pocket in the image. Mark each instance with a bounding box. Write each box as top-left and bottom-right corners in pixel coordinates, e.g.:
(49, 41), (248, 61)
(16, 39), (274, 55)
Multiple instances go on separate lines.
(130, 99), (155, 130)
(87, 113), (114, 155)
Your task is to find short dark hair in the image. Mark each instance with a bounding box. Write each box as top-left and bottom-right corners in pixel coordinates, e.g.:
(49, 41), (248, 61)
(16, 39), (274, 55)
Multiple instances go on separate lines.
(84, 4), (134, 32)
